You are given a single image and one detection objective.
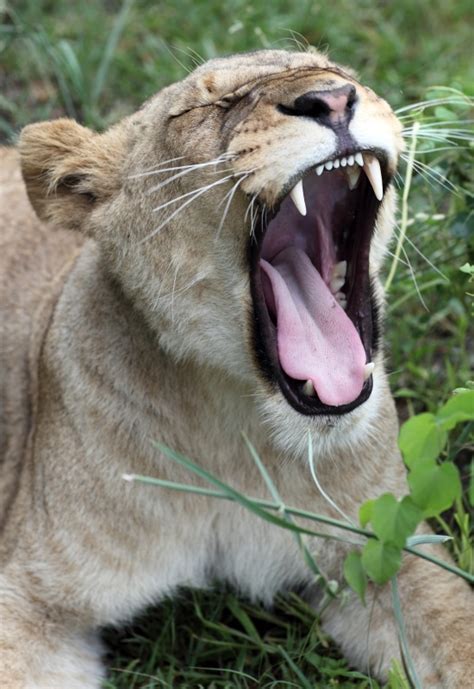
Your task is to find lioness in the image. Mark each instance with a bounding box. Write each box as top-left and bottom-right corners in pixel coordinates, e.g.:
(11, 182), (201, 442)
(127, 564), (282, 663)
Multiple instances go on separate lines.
(0, 49), (472, 689)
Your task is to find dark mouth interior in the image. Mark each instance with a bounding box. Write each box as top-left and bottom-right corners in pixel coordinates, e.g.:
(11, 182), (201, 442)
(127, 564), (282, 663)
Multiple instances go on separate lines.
(249, 154), (387, 416)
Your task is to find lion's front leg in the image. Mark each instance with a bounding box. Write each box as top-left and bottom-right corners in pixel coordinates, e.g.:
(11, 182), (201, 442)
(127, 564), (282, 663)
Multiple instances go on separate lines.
(0, 574), (104, 689)
(320, 550), (473, 688)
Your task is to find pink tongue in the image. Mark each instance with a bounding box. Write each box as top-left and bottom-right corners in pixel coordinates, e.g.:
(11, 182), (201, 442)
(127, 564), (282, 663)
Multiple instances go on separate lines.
(260, 247), (366, 407)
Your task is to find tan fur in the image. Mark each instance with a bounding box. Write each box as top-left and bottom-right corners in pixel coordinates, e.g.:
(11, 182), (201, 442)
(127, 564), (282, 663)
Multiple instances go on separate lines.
(0, 50), (472, 688)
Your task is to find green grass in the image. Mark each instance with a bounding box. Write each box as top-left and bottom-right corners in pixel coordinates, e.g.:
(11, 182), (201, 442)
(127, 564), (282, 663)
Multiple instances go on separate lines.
(1, 1), (472, 687)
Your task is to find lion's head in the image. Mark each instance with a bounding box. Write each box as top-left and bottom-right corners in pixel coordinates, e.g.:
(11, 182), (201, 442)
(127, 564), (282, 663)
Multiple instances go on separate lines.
(19, 49), (403, 454)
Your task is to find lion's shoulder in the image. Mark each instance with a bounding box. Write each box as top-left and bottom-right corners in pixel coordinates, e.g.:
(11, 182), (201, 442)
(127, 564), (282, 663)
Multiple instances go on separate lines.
(0, 148), (85, 530)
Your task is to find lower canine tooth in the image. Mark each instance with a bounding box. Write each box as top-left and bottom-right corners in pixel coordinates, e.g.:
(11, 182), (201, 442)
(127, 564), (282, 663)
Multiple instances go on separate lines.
(303, 379), (316, 396)
(363, 155), (383, 201)
(330, 276), (345, 293)
(346, 166), (361, 190)
(363, 362), (375, 381)
(333, 260), (347, 278)
(289, 179), (307, 216)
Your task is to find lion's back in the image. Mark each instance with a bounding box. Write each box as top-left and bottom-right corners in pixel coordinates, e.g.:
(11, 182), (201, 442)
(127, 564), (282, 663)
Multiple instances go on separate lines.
(0, 147), (84, 528)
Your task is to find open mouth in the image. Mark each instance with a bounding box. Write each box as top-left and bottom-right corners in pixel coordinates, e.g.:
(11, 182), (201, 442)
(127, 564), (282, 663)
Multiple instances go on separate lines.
(249, 150), (389, 416)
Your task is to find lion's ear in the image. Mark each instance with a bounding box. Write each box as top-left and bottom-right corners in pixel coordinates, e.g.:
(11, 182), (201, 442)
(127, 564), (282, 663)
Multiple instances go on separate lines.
(19, 118), (125, 232)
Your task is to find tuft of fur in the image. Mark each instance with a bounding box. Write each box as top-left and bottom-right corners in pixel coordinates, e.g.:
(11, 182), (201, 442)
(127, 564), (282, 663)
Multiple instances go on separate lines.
(0, 49), (472, 688)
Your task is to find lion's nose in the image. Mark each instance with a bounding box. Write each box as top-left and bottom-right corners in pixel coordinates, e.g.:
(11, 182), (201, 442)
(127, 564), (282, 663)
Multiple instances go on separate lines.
(287, 84), (357, 128)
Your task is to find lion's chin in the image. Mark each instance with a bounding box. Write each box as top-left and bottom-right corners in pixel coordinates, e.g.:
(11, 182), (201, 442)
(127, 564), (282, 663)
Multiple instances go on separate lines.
(249, 149), (390, 416)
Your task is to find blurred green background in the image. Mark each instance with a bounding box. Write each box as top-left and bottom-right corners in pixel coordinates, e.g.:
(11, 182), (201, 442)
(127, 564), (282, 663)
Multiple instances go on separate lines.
(0, 0), (473, 138)
(1, 2), (472, 687)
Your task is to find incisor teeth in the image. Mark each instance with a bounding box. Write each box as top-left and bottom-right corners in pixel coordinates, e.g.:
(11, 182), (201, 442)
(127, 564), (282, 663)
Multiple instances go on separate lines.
(316, 164), (324, 176)
(335, 291), (347, 309)
(325, 160), (334, 171)
(289, 179), (307, 216)
(347, 154), (355, 166)
(355, 152), (364, 167)
(340, 156), (347, 167)
(346, 165), (361, 190)
(303, 379), (316, 396)
(333, 158), (340, 169)
(363, 362), (375, 381)
(363, 155), (383, 201)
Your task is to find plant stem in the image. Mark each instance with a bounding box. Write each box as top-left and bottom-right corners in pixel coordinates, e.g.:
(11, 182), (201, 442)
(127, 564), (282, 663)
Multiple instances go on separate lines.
(124, 473), (474, 584)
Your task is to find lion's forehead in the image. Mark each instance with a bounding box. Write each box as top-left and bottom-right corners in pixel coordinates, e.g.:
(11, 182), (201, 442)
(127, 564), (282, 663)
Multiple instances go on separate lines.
(165, 49), (359, 115)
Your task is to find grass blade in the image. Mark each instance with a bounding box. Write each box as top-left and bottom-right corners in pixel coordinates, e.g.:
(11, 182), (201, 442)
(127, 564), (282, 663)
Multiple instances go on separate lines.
(92, 0), (134, 105)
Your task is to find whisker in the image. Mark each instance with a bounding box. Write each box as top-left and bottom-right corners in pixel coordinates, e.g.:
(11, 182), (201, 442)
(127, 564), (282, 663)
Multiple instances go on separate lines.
(406, 145), (469, 154)
(395, 223), (449, 282)
(128, 156), (187, 179)
(214, 174), (250, 240)
(152, 173), (236, 214)
(395, 96), (472, 115)
(405, 120), (474, 130)
(155, 271), (208, 301)
(147, 165), (236, 195)
(140, 176), (234, 244)
(403, 130), (473, 144)
(401, 154), (457, 194)
(134, 154), (234, 180)
(400, 241), (428, 311)
(142, 169), (255, 244)
(244, 192), (260, 224)
(384, 246), (410, 268)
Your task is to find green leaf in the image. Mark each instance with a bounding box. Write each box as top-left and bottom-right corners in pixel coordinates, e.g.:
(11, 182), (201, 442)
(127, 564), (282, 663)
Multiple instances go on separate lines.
(371, 494), (422, 548)
(436, 390), (474, 431)
(408, 462), (462, 517)
(359, 499), (375, 527)
(399, 413), (447, 468)
(344, 551), (367, 604)
(459, 262), (474, 276)
(361, 540), (401, 585)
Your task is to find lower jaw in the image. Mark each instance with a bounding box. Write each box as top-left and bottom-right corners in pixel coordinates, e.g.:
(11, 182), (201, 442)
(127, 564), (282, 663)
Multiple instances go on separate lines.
(249, 241), (379, 416)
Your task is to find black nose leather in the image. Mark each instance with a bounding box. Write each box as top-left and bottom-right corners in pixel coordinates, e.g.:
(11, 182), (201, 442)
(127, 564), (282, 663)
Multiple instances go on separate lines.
(281, 84), (357, 128)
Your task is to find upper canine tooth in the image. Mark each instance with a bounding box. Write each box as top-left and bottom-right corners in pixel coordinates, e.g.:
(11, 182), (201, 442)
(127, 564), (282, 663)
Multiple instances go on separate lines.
(333, 158), (340, 168)
(363, 362), (375, 381)
(355, 152), (364, 167)
(289, 179), (307, 216)
(363, 155), (383, 201)
(303, 379), (316, 396)
(340, 157), (347, 167)
(325, 160), (334, 171)
(346, 166), (361, 190)
(316, 164), (324, 176)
